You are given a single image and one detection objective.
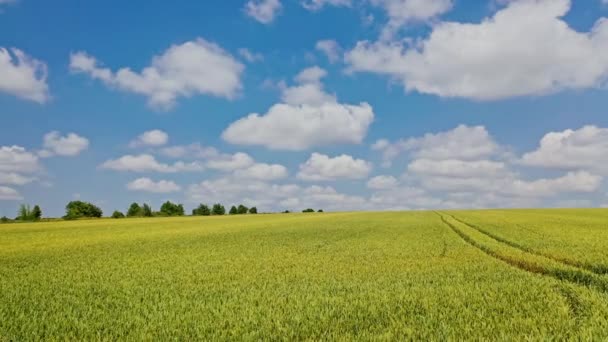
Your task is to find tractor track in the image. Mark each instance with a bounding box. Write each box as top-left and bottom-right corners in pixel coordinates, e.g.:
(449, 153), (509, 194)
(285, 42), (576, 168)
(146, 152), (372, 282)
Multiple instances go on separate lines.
(435, 211), (608, 294)
(447, 214), (608, 276)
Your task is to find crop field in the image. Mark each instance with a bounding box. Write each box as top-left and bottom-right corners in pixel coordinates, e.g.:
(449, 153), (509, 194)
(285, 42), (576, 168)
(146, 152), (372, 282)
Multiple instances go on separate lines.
(1, 209), (608, 340)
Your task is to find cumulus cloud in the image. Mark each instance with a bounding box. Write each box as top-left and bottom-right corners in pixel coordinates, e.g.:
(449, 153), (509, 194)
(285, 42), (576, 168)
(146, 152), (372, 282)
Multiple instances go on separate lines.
(373, 125), (500, 166)
(205, 152), (255, 171)
(316, 40), (341, 63)
(371, 0), (453, 38)
(70, 38), (244, 109)
(521, 126), (608, 174)
(0, 145), (40, 173)
(126, 177), (181, 193)
(101, 154), (205, 173)
(367, 175), (399, 190)
(0, 186), (22, 201)
(39, 131), (89, 157)
(233, 163), (288, 181)
(297, 153), (372, 181)
(187, 177), (365, 211)
(222, 67), (374, 150)
(346, 0), (608, 100)
(245, 0), (282, 24)
(371, 124), (605, 209)
(0, 146), (40, 191)
(0, 172), (35, 186)
(159, 143), (219, 159)
(238, 48), (264, 63)
(130, 129), (169, 148)
(0, 47), (49, 103)
(301, 0), (351, 11)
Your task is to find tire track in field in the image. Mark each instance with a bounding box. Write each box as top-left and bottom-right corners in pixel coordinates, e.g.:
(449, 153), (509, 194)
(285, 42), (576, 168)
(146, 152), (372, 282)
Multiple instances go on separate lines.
(435, 212), (608, 294)
(448, 214), (608, 276)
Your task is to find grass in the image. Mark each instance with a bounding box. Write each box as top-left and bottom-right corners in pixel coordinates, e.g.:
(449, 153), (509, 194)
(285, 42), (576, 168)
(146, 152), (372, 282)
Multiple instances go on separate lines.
(1, 210), (608, 339)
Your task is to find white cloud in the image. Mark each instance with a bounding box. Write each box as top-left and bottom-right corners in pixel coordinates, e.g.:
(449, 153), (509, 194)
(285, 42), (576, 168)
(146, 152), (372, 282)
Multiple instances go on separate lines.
(316, 40), (341, 63)
(233, 163), (288, 181)
(70, 38), (244, 109)
(0, 145), (40, 173)
(408, 159), (508, 178)
(126, 177), (181, 193)
(0, 186), (22, 200)
(373, 125), (499, 166)
(297, 153), (372, 181)
(367, 175), (398, 189)
(346, 0), (608, 100)
(159, 143), (219, 159)
(369, 124), (605, 209)
(301, 0), (351, 11)
(521, 126), (608, 174)
(187, 176), (366, 212)
(222, 67), (374, 150)
(315, 39), (342, 63)
(40, 131), (89, 157)
(206, 152), (254, 171)
(130, 129), (169, 148)
(504, 171), (602, 198)
(238, 48), (264, 63)
(245, 0), (282, 24)
(371, 0), (453, 38)
(101, 154), (204, 173)
(0, 172), (35, 185)
(0, 47), (49, 103)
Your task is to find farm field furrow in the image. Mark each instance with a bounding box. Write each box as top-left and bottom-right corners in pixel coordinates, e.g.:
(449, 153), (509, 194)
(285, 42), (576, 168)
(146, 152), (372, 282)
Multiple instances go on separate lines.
(1, 210), (608, 340)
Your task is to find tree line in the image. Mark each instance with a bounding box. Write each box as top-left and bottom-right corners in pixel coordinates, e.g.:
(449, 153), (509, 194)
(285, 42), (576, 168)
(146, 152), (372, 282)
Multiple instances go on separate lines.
(1, 201), (324, 223)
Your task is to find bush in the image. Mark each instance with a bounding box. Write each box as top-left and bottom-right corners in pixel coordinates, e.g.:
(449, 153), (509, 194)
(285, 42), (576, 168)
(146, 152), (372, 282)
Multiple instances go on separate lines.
(283, 210), (291, 214)
(64, 201), (102, 220)
(0, 216), (10, 223)
(159, 201), (184, 217)
(192, 204), (211, 216)
(317, 209), (324, 213)
(237, 204), (248, 215)
(249, 207), (258, 214)
(112, 211), (125, 219)
(212, 204), (226, 215)
(302, 208), (315, 213)
(229, 206), (238, 215)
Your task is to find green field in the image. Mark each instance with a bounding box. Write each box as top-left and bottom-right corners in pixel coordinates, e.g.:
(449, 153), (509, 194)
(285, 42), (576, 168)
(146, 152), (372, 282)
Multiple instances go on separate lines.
(2, 210), (608, 340)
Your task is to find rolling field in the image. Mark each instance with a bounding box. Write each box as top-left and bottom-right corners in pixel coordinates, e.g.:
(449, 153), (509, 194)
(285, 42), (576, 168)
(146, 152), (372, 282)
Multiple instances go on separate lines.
(1, 210), (608, 340)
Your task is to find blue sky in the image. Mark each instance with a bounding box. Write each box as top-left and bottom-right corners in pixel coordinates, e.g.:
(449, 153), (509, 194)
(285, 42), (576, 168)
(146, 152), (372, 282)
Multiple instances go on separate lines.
(1, 0), (608, 217)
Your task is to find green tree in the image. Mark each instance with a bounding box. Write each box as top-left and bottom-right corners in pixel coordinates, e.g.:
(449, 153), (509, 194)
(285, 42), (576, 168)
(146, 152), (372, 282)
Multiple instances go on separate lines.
(31, 205), (42, 220)
(112, 211), (125, 219)
(127, 203), (143, 217)
(142, 203), (153, 217)
(317, 209), (324, 213)
(237, 204), (248, 215)
(159, 201), (184, 217)
(229, 206), (238, 215)
(64, 201), (103, 219)
(302, 208), (315, 213)
(0, 216), (10, 223)
(192, 204), (211, 216)
(211, 203), (226, 215)
(17, 204), (31, 221)
(249, 207), (258, 214)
